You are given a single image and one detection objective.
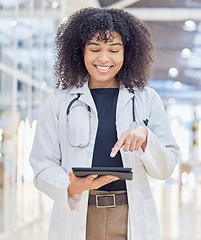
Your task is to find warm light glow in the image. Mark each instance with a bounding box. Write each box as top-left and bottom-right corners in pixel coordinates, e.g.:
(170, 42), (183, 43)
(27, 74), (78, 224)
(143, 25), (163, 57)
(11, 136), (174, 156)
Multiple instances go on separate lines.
(168, 98), (176, 105)
(52, 1), (59, 8)
(168, 68), (179, 77)
(181, 48), (191, 58)
(183, 20), (197, 31)
(174, 81), (182, 89)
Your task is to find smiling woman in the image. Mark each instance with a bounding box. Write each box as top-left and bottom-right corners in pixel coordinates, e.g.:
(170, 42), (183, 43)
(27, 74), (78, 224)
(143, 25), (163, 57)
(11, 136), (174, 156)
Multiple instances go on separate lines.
(84, 32), (124, 88)
(29, 7), (180, 240)
(54, 8), (154, 91)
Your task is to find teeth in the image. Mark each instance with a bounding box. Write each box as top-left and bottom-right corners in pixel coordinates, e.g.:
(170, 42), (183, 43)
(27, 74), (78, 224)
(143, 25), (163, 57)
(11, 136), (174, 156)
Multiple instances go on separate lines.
(96, 65), (111, 70)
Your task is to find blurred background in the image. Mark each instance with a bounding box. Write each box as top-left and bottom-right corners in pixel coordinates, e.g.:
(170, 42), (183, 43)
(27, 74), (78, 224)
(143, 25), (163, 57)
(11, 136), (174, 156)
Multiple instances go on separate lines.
(0, 0), (201, 239)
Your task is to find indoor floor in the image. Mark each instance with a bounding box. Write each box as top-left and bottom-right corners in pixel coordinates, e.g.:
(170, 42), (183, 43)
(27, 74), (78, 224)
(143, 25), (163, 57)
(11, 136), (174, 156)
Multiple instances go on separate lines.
(3, 184), (201, 240)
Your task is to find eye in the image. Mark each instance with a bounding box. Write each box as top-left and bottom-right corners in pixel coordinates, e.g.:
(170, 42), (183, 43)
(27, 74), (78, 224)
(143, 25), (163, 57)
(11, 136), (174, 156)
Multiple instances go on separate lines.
(90, 49), (100, 52)
(110, 50), (119, 53)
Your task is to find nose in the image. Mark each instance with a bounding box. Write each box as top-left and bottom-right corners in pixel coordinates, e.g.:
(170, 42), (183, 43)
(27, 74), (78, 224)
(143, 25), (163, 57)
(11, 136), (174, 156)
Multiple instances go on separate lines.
(98, 52), (110, 62)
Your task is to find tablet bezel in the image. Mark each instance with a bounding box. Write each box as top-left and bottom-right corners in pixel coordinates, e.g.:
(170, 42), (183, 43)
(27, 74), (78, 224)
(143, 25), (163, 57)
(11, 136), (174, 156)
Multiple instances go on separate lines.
(72, 167), (133, 180)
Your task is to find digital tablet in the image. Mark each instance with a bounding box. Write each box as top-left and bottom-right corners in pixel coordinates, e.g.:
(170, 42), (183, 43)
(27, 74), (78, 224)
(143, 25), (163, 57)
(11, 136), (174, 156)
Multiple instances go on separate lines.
(72, 167), (133, 180)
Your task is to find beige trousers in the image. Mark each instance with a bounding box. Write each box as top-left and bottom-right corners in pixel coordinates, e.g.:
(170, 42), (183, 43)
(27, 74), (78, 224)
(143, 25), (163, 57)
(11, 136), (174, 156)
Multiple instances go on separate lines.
(86, 190), (128, 240)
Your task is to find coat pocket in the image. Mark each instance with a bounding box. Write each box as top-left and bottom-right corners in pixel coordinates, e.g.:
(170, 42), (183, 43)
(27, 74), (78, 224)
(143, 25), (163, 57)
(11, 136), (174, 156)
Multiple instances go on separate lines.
(143, 198), (161, 240)
(136, 159), (143, 165)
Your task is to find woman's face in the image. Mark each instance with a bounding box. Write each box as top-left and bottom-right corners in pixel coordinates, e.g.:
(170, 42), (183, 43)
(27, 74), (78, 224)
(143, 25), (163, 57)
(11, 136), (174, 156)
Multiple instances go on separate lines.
(84, 32), (124, 88)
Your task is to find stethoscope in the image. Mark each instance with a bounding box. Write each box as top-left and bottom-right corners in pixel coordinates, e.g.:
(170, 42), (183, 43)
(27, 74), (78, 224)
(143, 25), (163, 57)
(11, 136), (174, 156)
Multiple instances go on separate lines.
(66, 91), (138, 148)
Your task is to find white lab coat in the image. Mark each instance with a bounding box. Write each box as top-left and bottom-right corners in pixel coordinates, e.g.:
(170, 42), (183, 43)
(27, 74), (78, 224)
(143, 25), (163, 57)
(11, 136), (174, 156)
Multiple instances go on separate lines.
(29, 81), (180, 240)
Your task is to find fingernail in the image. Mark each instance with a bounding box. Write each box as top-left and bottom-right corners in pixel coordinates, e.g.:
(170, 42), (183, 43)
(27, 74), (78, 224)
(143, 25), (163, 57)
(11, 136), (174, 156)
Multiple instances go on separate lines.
(109, 176), (119, 180)
(110, 152), (115, 157)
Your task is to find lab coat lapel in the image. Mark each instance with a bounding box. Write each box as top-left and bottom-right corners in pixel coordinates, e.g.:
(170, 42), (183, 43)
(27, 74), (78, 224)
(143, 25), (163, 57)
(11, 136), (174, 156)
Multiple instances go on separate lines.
(69, 82), (135, 118)
(69, 81), (97, 115)
(116, 85), (134, 121)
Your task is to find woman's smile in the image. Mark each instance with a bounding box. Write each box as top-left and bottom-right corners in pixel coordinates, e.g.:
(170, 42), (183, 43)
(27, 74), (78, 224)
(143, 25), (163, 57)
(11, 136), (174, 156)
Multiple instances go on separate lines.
(94, 64), (113, 73)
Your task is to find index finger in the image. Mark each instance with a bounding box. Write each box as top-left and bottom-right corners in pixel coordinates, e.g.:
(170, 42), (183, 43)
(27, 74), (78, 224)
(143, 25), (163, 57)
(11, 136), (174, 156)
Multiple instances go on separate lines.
(110, 135), (126, 157)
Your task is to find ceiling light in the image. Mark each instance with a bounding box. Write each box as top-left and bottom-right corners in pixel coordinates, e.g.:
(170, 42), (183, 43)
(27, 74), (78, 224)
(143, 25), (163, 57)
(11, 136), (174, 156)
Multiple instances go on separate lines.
(183, 20), (197, 31)
(10, 20), (17, 27)
(168, 98), (176, 105)
(52, 1), (59, 8)
(168, 68), (179, 78)
(174, 81), (182, 89)
(181, 48), (191, 58)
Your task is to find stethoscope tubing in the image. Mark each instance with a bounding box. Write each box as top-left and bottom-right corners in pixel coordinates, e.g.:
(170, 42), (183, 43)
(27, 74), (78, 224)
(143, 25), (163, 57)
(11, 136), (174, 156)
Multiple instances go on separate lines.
(66, 91), (137, 148)
(67, 91), (136, 120)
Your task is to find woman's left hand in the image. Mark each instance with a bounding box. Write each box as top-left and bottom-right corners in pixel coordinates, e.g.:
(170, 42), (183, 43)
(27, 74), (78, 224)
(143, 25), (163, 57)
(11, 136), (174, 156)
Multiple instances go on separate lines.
(110, 126), (148, 157)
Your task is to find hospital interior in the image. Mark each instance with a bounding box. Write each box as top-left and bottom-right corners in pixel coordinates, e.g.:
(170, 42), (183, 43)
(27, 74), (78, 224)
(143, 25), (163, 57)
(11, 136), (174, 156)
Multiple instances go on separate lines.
(0, 0), (201, 239)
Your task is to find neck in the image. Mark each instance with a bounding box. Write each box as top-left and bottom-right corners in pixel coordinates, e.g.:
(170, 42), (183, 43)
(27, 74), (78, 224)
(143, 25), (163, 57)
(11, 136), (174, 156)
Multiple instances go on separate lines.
(88, 78), (119, 89)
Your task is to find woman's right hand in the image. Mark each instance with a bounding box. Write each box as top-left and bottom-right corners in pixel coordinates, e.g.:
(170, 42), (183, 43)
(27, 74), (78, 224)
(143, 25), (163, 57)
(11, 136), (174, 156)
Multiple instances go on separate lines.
(67, 169), (119, 195)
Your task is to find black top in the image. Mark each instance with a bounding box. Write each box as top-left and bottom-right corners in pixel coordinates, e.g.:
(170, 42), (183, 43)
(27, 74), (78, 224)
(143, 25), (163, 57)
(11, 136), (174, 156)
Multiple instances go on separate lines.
(90, 88), (126, 191)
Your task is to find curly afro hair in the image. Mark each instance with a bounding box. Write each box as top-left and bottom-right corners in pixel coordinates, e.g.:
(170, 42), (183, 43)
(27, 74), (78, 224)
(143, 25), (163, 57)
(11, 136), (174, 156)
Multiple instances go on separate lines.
(54, 7), (154, 91)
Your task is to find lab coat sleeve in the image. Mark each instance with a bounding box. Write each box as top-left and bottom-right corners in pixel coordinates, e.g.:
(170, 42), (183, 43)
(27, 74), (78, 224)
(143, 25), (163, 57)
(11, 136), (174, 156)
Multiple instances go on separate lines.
(29, 92), (80, 210)
(139, 89), (180, 180)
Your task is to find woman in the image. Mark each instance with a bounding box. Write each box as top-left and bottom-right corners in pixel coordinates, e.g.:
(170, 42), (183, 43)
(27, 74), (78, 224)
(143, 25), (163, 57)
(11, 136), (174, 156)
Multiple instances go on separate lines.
(29, 8), (180, 240)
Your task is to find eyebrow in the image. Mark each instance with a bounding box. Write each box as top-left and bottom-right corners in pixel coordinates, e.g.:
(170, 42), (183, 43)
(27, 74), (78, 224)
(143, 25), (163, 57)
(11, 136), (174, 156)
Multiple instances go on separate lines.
(87, 42), (100, 46)
(87, 42), (122, 46)
(110, 43), (122, 46)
